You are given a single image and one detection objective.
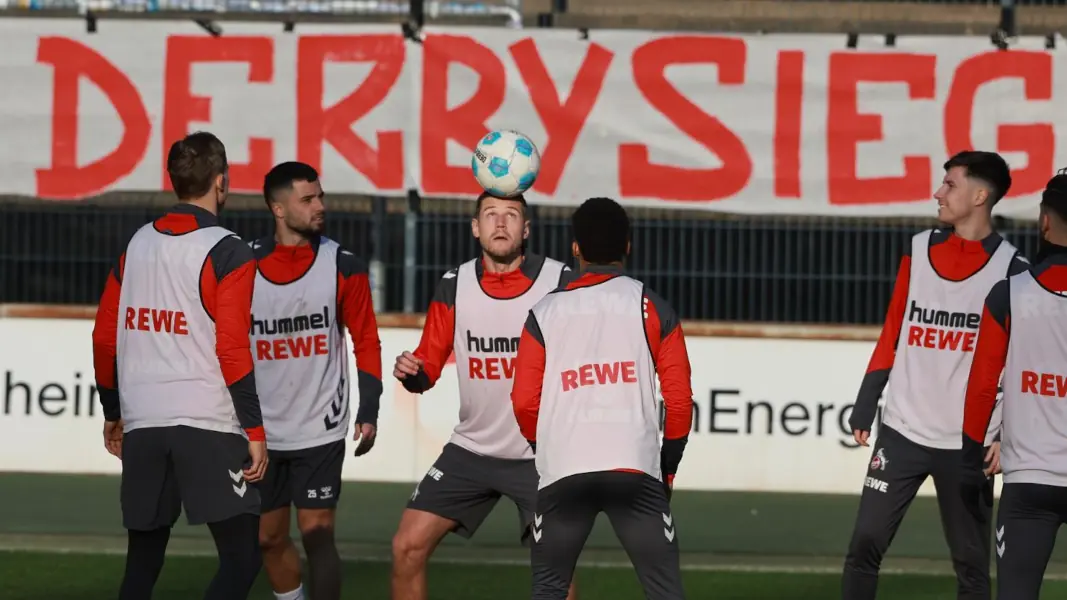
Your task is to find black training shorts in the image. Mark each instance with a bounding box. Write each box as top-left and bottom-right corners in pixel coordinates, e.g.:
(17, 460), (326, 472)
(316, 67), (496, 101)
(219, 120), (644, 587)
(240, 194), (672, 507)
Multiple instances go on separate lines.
(407, 442), (537, 544)
(259, 439), (345, 512)
(120, 425), (261, 530)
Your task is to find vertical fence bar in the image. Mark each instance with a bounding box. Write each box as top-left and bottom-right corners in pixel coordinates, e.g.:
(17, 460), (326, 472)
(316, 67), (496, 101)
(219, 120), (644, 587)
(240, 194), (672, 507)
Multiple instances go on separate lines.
(402, 190), (420, 313)
(1000, 0), (1016, 37)
(369, 196), (385, 312)
(410, 0), (424, 28)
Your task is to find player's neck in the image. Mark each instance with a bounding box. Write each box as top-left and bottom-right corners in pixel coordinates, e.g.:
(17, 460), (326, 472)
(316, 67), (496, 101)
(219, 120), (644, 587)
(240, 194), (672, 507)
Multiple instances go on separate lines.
(579, 260), (623, 272)
(274, 227), (312, 247)
(182, 197), (218, 215)
(952, 217), (993, 242)
(1045, 234), (1067, 249)
(482, 254), (523, 274)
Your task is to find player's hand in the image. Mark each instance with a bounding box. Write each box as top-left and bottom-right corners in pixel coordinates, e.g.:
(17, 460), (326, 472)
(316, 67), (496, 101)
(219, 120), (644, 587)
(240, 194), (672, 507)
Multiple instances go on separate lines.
(353, 423), (377, 457)
(244, 440), (268, 483)
(393, 351), (423, 379)
(984, 442), (1002, 477)
(853, 429), (870, 447)
(103, 419), (124, 459)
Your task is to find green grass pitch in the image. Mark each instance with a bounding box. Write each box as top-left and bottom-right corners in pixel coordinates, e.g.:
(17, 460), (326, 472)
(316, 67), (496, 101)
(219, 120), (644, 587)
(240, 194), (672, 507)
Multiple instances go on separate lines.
(6, 473), (1067, 598)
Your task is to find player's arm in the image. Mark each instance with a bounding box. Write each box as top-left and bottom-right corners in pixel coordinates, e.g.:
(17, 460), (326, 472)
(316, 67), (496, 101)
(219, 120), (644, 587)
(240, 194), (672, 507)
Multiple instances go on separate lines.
(511, 311), (546, 451)
(645, 289), (694, 487)
(962, 280), (1011, 473)
(204, 236), (265, 441)
(849, 250), (911, 433)
(337, 250), (383, 426)
(91, 252), (125, 422)
(401, 270), (458, 394)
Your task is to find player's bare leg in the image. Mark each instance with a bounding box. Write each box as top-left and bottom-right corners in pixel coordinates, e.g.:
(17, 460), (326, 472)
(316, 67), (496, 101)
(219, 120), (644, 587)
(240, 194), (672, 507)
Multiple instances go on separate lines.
(297, 508), (341, 600)
(391, 508), (457, 600)
(259, 507), (304, 598)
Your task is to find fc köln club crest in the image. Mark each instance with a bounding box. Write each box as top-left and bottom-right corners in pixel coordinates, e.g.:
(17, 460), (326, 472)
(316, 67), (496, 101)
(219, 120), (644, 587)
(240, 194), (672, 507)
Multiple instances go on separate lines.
(870, 448), (888, 471)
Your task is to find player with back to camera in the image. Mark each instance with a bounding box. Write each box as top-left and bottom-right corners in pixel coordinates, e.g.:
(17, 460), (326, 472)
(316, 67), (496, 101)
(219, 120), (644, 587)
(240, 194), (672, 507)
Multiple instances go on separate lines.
(91, 131), (268, 600)
(510, 197), (694, 600)
(961, 170), (1067, 600)
(390, 191), (578, 600)
(841, 150), (1030, 600)
(250, 162), (384, 600)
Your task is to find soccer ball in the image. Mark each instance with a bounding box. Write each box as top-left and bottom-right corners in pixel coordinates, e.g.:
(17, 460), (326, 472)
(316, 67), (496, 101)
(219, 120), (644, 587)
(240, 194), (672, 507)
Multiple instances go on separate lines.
(471, 130), (541, 198)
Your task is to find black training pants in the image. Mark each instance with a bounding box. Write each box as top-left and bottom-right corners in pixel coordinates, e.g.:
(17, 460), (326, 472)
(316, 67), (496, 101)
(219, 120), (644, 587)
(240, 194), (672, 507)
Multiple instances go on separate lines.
(841, 426), (993, 600)
(530, 471), (684, 600)
(995, 482), (1067, 600)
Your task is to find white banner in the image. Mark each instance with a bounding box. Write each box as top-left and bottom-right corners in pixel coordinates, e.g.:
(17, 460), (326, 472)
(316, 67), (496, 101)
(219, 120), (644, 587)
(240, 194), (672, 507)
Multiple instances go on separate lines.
(0, 19), (1063, 217)
(0, 317), (1003, 497)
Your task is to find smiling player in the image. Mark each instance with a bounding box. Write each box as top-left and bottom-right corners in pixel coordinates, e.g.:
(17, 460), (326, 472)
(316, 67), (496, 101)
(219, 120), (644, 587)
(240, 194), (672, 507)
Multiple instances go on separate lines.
(841, 150), (1029, 600)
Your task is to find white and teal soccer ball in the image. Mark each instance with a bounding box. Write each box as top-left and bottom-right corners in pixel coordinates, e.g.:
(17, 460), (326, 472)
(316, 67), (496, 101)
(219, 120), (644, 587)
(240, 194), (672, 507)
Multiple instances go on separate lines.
(471, 129), (541, 198)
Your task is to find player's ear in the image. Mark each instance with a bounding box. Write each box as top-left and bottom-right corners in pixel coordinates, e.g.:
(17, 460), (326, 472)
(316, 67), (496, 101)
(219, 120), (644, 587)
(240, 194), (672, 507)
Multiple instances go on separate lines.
(625, 240), (632, 256)
(470, 217), (480, 239)
(523, 219), (530, 240)
(571, 241), (580, 258)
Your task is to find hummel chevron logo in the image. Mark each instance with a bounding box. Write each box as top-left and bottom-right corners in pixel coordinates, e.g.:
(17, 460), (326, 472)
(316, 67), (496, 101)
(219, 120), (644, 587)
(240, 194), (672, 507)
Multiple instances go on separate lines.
(228, 469), (246, 497)
(324, 375), (346, 431)
(996, 525), (1006, 557)
(997, 526), (1005, 541)
(997, 541), (1005, 558)
(532, 513), (544, 543)
(662, 512), (675, 543)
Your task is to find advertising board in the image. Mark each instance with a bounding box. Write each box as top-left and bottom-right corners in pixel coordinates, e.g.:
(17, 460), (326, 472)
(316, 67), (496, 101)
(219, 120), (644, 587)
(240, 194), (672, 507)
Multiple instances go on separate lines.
(0, 317), (985, 497)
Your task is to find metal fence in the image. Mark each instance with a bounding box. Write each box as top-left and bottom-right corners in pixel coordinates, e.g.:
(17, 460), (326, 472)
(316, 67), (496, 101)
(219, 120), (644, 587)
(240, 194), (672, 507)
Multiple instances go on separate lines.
(0, 0), (524, 28)
(0, 194), (1043, 325)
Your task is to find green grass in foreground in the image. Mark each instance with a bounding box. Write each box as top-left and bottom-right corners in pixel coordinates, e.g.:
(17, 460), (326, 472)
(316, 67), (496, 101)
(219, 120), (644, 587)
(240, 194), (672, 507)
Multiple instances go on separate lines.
(7, 550), (1064, 600)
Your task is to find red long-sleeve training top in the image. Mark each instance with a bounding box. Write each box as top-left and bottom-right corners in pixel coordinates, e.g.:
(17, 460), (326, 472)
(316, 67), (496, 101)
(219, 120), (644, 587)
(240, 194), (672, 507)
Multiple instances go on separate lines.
(401, 254), (570, 393)
(850, 230), (1028, 433)
(91, 203), (265, 440)
(510, 266), (694, 484)
(252, 236), (383, 423)
(963, 246), (1067, 446)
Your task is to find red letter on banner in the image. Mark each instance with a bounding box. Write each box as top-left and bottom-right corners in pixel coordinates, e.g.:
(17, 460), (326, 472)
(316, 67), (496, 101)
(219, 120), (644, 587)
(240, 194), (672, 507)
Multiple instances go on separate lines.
(944, 51), (1052, 198)
(775, 51), (805, 199)
(827, 53), (936, 205)
(297, 35), (405, 191)
(36, 38), (150, 199)
(163, 36), (274, 193)
(620, 36), (751, 201)
(421, 35), (506, 195)
(509, 38), (613, 195)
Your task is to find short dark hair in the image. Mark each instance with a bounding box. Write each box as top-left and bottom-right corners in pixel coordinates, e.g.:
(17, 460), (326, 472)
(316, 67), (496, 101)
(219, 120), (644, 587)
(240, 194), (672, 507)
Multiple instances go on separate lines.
(943, 150), (1012, 207)
(166, 131), (228, 201)
(474, 191), (527, 217)
(1041, 168), (1067, 223)
(263, 161), (320, 207)
(572, 197), (630, 264)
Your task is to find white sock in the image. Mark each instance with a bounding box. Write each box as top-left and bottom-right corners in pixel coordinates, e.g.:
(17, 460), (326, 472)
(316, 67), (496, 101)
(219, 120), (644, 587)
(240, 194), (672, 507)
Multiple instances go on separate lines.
(274, 585), (304, 600)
